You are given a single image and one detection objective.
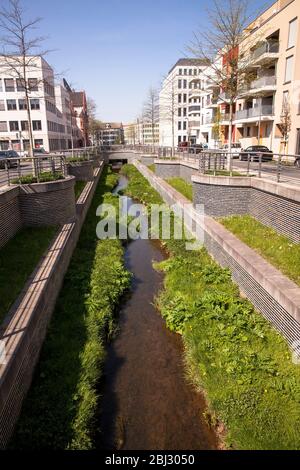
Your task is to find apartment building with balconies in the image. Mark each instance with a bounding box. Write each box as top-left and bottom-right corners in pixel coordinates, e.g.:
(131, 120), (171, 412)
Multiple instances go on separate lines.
(235, 0), (300, 154)
(0, 56), (85, 153)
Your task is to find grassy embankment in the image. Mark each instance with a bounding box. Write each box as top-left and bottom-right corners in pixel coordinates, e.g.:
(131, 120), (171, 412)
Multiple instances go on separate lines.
(11, 166), (131, 450)
(220, 215), (300, 287)
(165, 177), (193, 201)
(121, 163), (300, 450)
(74, 180), (87, 200)
(0, 227), (57, 324)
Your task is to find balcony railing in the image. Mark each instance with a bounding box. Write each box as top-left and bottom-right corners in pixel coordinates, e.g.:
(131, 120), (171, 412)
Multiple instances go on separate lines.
(235, 105), (274, 120)
(189, 120), (201, 128)
(240, 75), (277, 95)
(189, 105), (201, 112)
(252, 41), (279, 61)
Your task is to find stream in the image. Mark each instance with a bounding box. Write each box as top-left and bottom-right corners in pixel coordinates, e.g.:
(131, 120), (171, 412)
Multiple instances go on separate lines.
(98, 174), (217, 450)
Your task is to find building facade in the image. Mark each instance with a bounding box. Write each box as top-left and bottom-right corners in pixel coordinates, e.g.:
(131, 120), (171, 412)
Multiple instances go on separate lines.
(159, 0), (300, 154)
(99, 122), (124, 146)
(0, 56), (86, 152)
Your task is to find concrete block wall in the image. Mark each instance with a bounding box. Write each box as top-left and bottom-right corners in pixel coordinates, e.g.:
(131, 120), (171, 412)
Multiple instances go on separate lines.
(0, 187), (22, 249)
(193, 182), (251, 217)
(0, 164), (104, 448)
(68, 161), (94, 181)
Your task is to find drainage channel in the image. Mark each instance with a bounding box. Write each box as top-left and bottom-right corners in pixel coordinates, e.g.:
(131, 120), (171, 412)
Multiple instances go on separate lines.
(98, 174), (217, 450)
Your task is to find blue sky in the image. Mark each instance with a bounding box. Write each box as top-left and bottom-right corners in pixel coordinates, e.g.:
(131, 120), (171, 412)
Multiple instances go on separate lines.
(21, 0), (271, 122)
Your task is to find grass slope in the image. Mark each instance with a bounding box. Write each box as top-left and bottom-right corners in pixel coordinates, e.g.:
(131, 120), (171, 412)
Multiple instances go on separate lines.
(0, 227), (57, 323)
(121, 163), (300, 450)
(165, 177), (193, 201)
(11, 167), (131, 450)
(220, 215), (300, 287)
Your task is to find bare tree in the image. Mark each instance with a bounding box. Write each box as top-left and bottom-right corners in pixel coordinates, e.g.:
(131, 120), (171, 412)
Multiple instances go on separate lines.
(89, 118), (102, 146)
(159, 74), (177, 156)
(188, 0), (261, 168)
(0, 0), (50, 158)
(279, 99), (291, 156)
(143, 87), (159, 152)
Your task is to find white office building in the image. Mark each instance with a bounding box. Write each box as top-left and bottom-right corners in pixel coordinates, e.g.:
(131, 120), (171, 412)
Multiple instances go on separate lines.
(0, 56), (84, 153)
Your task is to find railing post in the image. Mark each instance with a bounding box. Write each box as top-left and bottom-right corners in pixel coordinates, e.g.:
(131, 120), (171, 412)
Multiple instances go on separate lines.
(213, 154), (216, 176)
(247, 154), (251, 177)
(258, 153), (262, 178)
(277, 155), (282, 183)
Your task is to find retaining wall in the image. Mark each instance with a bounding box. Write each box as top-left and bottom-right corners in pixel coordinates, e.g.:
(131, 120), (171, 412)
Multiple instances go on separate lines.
(0, 187), (22, 249)
(193, 175), (300, 243)
(134, 160), (300, 348)
(68, 160), (94, 181)
(0, 164), (104, 448)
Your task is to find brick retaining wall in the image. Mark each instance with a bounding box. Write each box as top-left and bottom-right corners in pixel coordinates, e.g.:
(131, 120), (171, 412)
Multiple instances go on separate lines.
(0, 164), (104, 448)
(0, 187), (22, 249)
(68, 161), (94, 181)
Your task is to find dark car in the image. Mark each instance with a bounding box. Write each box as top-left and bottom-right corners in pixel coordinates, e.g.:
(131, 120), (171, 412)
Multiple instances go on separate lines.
(189, 144), (203, 154)
(239, 145), (273, 162)
(295, 156), (300, 168)
(0, 150), (20, 169)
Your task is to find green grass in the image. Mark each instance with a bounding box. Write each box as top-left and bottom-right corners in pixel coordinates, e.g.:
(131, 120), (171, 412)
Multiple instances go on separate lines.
(220, 215), (300, 287)
(0, 227), (57, 324)
(147, 164), (155, 172)
(122, 163), (300, 450)
(74, 181), (87, 200)
(165, 177), (193, 201)
(11, 167), (131, 450)
(204, 170), (244, 176)
(12, 172), (64, 184)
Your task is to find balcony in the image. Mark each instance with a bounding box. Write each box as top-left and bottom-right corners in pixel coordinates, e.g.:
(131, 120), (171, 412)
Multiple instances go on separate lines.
(189, 89), (201, 98)
(218, 92), (231, 104)
(205, 96), (218, 108)
(188, 105), (201, 113)
(189, 120), (201, 128)
(235, 105), (274, 122)
(251, 41), (279, 66)
(239, 75), (277, 97)
(220, 113), (232, 124)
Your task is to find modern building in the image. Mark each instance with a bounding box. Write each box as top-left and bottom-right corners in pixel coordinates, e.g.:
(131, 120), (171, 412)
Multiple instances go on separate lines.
(159, 59), (210, 147)
(99, 122), (124, 146)
(235, 0), (300, 154)
(0, 56), (86, 152)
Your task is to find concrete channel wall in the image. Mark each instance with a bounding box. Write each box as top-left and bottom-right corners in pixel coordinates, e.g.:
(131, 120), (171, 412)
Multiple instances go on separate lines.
(134, 160), (300, 349)
(154, 159), (300, 243)
(0, 164), (104, 448)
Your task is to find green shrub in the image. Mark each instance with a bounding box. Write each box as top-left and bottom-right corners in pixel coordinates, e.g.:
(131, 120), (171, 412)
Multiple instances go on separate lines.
(12, 172), (64, 184)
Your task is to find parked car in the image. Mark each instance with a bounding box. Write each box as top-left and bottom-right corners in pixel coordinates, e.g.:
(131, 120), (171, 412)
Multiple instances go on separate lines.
(178, 141), (189, 152)
(222, 142), (242, 158)
(0, 150), (20, 169)
(239, 145), (273, 162)
(294, 156), (300, 168)
(23, 148), (49, 158)
(189, 144), (204, 154)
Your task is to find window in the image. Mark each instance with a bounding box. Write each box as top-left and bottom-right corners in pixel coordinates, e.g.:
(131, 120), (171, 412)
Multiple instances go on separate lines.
(247, 127), (251, 137)
(184, 69), (187, 75)
(183, 80), (187, 89)
(9, 121), (19, 131)
(189, 69), (192, 76)
(4, 79), (14, 92)
(283, 90), (289, 107)
(178, 79), (182, 89)
(0, 100), (5, 111)
(183, 94), (187, 103)
(16, 79), (25, 91)
(284, 56), (294, 83)
(178, 108), (182, 117)
(0, 122), (8, 132)
(18, 99), (27, 110)
(28, 78), (38, 91)
(179, 69), (182, 75)
(183, 108), (187, 117)
(288, 18), (297, 49)
(32, 120), (42, 131)
(30, 99), (40, 110)
(178, 94), (182, 104)
(7, 99), (17, 110)
(178, 121), (182, 130)
(21, 121), (29, 131)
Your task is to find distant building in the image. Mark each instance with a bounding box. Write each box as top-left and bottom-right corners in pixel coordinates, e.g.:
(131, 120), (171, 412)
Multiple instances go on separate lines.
(70, 89), (89, 147)
(0, 55), (86, 152)
(99, 122), (124, 145)
(124, 121), (159, 146)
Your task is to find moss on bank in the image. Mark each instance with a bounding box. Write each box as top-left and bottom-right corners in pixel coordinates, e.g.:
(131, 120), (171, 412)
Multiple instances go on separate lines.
(11, 167), (131, 449)
(121, 163), (300, 450)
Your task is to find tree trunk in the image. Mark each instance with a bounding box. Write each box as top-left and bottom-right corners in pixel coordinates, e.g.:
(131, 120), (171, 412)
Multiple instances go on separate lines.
(227, 101), (233, 171)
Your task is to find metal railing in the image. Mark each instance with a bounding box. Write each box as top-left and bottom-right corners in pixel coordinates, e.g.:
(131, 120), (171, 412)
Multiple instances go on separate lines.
(0, 154), (68, 188)
(235, 105), (274, 120)
(252, 41), (279, 61)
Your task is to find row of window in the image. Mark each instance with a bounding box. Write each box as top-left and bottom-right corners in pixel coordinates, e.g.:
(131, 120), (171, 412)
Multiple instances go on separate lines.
(0, 98), (40, 111)
(0, 120), (42, 132)
(178, 68), (200, 77)
(178, 121), (188, 131)
(0, 78), (38, 93)
(0, 139), (44, 151)
(47, 120), (65, 133)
